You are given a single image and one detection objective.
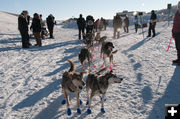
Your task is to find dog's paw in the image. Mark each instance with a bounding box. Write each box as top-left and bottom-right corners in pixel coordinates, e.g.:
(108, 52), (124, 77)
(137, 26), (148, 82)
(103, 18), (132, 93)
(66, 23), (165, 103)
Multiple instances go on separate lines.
(101, 107), (106, 113)
(109, 66), (112, 71)
(67, 108), (71, 116)
(86, 100), (89, 105)
(80, 99), (83, 105)
(61, 99), (66, 104)
(87, 108), (92, 114)
(77, 108), (82, 114)
(100, 64), (104, 68)
(100, 96), (107, 102)
(93, 65), (96, 68)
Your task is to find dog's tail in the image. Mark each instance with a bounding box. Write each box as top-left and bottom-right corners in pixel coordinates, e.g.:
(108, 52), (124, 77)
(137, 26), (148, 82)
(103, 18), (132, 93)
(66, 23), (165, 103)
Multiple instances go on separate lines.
(67, 59), (76, 72)
(96, 67), (107, 75)
(112, 50), (118, 54)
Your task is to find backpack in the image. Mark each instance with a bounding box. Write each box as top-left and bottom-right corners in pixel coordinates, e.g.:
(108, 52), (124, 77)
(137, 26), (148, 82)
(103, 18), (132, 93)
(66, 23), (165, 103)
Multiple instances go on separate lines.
(87, 20), (94, 26)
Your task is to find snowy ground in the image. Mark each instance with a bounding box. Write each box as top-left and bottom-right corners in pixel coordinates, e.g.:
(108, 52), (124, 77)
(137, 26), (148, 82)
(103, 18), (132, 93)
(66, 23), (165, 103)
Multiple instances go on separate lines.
(0, 11), (180, 119)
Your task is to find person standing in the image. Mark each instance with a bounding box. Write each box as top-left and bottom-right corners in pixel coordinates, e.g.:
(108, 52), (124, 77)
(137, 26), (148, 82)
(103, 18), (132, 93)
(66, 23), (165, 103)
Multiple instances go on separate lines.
(94, 19), (99, 32)
(172, 1), (180, 64)
(134, 15), (139, 33)
(103, 19), (108, 30)
(18, 10), (30, 48)
(123, 15), (129, 33)
(86, 15), (94, 33)
(77, 14), (86, 39)
(30, 13), (42, 46)
(113, 13), (122, 39)
(147, 10), (157, 37)
(46, 14), (55, 39)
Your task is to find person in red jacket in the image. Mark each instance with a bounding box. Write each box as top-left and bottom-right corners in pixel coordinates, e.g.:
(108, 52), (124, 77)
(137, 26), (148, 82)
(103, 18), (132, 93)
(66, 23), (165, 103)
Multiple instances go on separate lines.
(172, 1), (180, 64)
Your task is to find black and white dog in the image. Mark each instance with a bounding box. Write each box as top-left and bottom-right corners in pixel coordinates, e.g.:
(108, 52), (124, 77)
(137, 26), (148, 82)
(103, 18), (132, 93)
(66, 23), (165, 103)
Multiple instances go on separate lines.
(79, 48), (96, 71)
(82, 32), (95, 53)
(100, 41), (118, 70)
(86, 68), (123, 114)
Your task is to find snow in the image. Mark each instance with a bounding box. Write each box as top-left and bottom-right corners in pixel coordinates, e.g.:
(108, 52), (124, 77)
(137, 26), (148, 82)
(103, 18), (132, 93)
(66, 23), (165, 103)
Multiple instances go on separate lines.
(0, 11), (180, 119)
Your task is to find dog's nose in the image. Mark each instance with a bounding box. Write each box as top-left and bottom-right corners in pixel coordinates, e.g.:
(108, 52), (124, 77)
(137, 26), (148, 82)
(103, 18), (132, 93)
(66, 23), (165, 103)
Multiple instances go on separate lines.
(79, 86), (83, 89)
(82, 81), (85, 86)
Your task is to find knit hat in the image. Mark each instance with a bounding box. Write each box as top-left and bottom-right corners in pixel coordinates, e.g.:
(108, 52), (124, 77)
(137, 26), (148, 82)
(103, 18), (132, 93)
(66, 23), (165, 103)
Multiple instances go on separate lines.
(22, 10), (28, 15)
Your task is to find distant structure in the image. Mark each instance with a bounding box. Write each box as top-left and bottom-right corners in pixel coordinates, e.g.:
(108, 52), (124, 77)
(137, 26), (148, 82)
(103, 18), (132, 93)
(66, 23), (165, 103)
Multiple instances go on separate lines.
(117, 10), (146, 17)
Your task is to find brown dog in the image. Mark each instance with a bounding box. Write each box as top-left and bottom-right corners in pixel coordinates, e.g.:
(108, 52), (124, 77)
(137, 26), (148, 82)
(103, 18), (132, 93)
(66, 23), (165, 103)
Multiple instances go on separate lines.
(94, 32), (101, 43)
(100, 41), (118, 70)
(61, 59), (86, 115)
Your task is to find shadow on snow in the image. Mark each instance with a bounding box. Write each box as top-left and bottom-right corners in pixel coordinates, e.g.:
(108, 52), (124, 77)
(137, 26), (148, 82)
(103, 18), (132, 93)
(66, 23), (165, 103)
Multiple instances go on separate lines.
(147, 66), (180, 119)
(13, 79), (61, 110)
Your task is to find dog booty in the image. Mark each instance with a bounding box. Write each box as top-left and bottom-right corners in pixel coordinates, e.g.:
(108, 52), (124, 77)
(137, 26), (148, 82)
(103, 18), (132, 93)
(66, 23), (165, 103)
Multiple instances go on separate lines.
(113, 64), (117, 67)
(61, 99), (66, 104)
(93, 65), (96, 68)
(100, 96), (107, 102)
(86, 100), (89, 105)
(77, 108), (82, 114)
(101, 107), (106, 113)
(100, 55), (102, 58)
(109, 66), (112, 71)
(67, 108), (71, 116)
(80, 99), (83, 105)
(101, 64), (104, 68)
(87, 108), (92, 114)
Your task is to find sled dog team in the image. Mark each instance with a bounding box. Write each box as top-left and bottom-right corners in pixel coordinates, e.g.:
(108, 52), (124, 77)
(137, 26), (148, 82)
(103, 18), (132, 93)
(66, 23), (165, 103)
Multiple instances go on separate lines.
(61, 32), (123, 115)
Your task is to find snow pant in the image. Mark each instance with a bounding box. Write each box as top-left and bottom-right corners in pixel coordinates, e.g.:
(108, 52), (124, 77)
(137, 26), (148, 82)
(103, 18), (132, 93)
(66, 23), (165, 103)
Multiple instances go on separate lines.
(48, 27), (54, 38)
(148, 23), (156, 37)
(174, 33), (180, 60)
(78, 27), (85, 39)
(86, 25), (93, 34)
(135, 24), (138, 33)
(34, 32), (42, 46)
(114, 27), (120, 39)
(124, 26), (129, 33)
(20, 30), (30, 48)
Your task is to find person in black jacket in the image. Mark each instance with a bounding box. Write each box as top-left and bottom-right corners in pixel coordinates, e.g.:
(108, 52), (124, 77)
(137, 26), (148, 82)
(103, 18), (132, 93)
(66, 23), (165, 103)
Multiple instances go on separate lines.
(27, 15), (30, 25)
(18, 10), (30, 48)
(46, 14), (55, 39)
(86, 15), (94, 33)
(30, 13), (42, 46)
(147, 10), (157, 37)
(77, 14), (86, 39)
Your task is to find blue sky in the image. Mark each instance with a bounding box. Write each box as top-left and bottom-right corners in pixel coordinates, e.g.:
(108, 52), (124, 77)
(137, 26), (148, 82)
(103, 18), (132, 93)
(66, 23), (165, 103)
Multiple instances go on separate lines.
(1, 0), (178, 20)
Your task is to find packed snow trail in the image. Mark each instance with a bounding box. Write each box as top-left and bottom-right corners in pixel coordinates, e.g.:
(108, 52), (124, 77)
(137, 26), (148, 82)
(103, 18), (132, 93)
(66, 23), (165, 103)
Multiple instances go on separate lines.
(0, 12), (180, 119)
